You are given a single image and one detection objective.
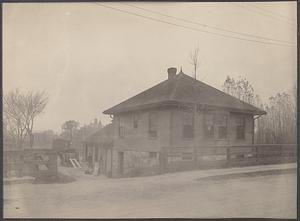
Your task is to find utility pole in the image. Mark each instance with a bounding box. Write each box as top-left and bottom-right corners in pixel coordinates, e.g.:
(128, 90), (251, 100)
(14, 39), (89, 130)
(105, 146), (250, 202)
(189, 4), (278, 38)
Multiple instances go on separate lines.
(193, 70), (198, 168)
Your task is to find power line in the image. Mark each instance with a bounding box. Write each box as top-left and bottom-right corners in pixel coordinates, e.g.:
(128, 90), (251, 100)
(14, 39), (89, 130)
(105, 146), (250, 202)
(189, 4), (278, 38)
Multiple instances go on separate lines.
(234, 3), (296, 28)
(92, 3), (294, 48)
(122, 2), (294, 45)
(248, 4), (296, 24)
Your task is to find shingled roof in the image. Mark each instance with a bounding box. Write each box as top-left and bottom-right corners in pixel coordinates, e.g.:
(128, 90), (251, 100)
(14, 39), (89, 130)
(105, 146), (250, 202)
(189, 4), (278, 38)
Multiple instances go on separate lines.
(103, 71), (266, 115)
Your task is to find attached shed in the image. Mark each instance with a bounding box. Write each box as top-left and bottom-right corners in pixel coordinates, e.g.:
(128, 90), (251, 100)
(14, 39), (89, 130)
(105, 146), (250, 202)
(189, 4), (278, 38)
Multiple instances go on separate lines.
(83, 124), (114, 176)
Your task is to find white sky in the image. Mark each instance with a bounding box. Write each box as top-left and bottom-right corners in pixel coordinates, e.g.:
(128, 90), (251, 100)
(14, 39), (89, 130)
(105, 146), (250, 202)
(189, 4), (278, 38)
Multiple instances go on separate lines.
(3, 2), (297, 133)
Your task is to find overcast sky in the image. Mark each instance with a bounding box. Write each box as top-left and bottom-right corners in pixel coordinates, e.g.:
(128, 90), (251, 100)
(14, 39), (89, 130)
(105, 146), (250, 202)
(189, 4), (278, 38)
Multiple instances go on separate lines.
(3, 2), (297, 133)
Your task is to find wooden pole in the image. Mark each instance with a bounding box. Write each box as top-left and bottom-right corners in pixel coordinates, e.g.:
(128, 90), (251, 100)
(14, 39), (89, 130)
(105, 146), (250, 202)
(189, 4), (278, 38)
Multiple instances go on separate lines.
(252, 116), (255, 145)
(193, 103), (198, 168)
(110, 148), (113, 177)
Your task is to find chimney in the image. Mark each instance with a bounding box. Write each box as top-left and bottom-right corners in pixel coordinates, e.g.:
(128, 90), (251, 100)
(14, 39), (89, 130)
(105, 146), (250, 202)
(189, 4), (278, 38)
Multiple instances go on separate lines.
(167, 67), (177, 79)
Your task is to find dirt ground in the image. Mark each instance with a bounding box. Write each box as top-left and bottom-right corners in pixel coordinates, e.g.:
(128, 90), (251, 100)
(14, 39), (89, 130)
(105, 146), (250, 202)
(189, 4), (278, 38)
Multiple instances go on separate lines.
(4, 164), (297, 219)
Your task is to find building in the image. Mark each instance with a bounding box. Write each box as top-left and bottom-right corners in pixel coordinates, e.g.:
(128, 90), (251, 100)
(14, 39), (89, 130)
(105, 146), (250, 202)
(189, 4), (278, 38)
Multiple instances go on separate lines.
(83, 124), (114, 176)
(102, 67), (266, 177)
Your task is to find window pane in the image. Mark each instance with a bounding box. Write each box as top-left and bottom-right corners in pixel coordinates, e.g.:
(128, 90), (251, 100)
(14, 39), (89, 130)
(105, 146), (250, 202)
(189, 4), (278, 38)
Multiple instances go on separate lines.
(183, 112), (193, 126)
(133, 113), (139, 128)
(237, 125), (245, 139)
(216, 114), (227, 139)
(236, 115), (245, 139)
(183, 112), (194, 138)
(149, 112), (158, 137)
(218, 126), (227, 139)
(149, 152), (157, 158)
(204, 113), (214, 138)
(119, 117), (125, 138)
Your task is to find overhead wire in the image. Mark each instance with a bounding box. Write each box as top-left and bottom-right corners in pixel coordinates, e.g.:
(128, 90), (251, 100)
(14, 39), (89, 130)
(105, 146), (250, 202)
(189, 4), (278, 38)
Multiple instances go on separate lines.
(247, 4), (296, 24)
(234, 3), (296, 28)
(92, 3), (295, 48)
(122, 2), (294, 45)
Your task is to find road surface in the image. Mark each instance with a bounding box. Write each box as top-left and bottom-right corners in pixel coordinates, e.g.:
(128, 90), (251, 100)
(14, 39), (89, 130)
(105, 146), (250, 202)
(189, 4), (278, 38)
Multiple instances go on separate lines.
(4, 165), (296, 218)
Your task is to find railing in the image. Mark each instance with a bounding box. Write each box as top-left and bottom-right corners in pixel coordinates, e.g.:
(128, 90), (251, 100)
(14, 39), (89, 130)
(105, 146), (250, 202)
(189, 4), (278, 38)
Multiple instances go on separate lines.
(159, 144), (297, 173)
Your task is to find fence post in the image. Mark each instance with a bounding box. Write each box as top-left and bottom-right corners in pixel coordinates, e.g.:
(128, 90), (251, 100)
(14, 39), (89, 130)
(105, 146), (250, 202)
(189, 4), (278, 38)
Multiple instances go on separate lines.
(193, 147), (198, 169)
(255, 145), (259, 164)
(226, 146), (231, 167)
(159, 147), (167, 174)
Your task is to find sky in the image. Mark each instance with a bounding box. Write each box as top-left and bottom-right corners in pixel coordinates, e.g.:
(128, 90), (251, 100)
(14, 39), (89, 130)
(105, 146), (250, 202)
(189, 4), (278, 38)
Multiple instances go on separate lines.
(3, 2), (297, 133)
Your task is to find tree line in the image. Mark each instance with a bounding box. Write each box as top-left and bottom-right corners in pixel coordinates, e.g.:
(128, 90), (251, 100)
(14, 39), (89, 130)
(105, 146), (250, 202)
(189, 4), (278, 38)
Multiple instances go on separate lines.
(222, 76), (296, 144)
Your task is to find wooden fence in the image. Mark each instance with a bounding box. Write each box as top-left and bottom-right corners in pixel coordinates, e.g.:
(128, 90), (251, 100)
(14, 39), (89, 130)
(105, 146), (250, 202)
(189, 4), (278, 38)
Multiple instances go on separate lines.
(160, 144), (297, 173)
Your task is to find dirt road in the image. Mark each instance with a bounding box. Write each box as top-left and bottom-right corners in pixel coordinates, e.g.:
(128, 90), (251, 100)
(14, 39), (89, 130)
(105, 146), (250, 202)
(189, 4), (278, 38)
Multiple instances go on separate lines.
(4, 165), (296, 218)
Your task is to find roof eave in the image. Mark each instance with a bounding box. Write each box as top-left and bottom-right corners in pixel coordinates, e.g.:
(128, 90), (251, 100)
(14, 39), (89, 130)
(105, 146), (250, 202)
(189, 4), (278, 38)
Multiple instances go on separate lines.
(104, 101), (267, 116)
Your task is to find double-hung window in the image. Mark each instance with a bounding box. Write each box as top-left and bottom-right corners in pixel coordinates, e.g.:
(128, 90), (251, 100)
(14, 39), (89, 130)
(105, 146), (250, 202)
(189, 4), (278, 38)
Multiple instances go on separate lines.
(118, 117), (125, 138)
(149, 112), (158, 138)
(204, 113), (214, 138)
(133, 113), (139, 129)
(204, 113), (228, 139)
(236, 115), (246, 139)
(215, 114), (228, 139)
(183, 112), (194, 138)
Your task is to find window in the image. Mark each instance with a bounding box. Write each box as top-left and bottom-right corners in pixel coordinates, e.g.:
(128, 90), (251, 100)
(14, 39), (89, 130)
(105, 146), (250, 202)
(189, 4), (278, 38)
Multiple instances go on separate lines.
(204, 113), (214, 138)
(236, 115), (246, 139)
(133, 113), (139, 129)
(182, 153), (193, 160)
(149, 112), (158, 138)
(204, 113), (228, 139)
(183, 112), (194, 138)
(118, 117), (125, 138)
(149, 152), (157, 158)
(215, 114), (228, 139)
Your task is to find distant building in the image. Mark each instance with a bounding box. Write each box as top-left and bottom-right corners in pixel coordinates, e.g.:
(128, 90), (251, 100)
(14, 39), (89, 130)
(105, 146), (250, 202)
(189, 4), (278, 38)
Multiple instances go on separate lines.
(93, 68), (266, 177)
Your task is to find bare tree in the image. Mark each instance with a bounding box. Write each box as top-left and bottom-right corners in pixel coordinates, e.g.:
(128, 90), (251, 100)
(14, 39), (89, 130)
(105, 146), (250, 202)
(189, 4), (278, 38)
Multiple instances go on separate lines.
(3, 89), (48, 149)
(3, 90), (27, 149)
(222, 76), (255, 105)
(22, 91), (49, 148)
(189, 45), (200, 79)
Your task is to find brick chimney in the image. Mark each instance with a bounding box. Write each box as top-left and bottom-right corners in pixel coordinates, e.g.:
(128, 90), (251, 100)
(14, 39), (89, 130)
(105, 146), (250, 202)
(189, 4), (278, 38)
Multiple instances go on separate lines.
(167, 67), (177, 79)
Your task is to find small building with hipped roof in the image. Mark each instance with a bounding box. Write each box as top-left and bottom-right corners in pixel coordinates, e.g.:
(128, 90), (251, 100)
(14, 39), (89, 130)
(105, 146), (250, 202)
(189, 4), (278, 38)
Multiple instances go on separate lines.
(91, 67), (266, 177)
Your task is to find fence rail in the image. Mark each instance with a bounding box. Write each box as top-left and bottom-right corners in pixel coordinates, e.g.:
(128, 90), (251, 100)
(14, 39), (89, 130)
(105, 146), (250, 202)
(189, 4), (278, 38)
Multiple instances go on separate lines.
(160, 144), (297, 173)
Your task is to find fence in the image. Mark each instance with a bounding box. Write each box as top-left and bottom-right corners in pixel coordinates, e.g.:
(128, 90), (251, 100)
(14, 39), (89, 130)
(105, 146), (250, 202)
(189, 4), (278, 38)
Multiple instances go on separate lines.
(3, 149), (58, 179)
(160, 144), (297, 173)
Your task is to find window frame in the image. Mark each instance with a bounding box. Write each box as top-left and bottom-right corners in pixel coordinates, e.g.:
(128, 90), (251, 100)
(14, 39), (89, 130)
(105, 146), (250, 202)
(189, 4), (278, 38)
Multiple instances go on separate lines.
(118, 116), (125, 138)
(204, 112), (228, 140)
(149, 152), (157, 158)
(133, 113), (139, 129)
(236, 115), (246, 140)
(148, 111), (158, 138)
(182, 111), (194, 139)
(204, 113), (215, 139)
(215, 114), (228, 139)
